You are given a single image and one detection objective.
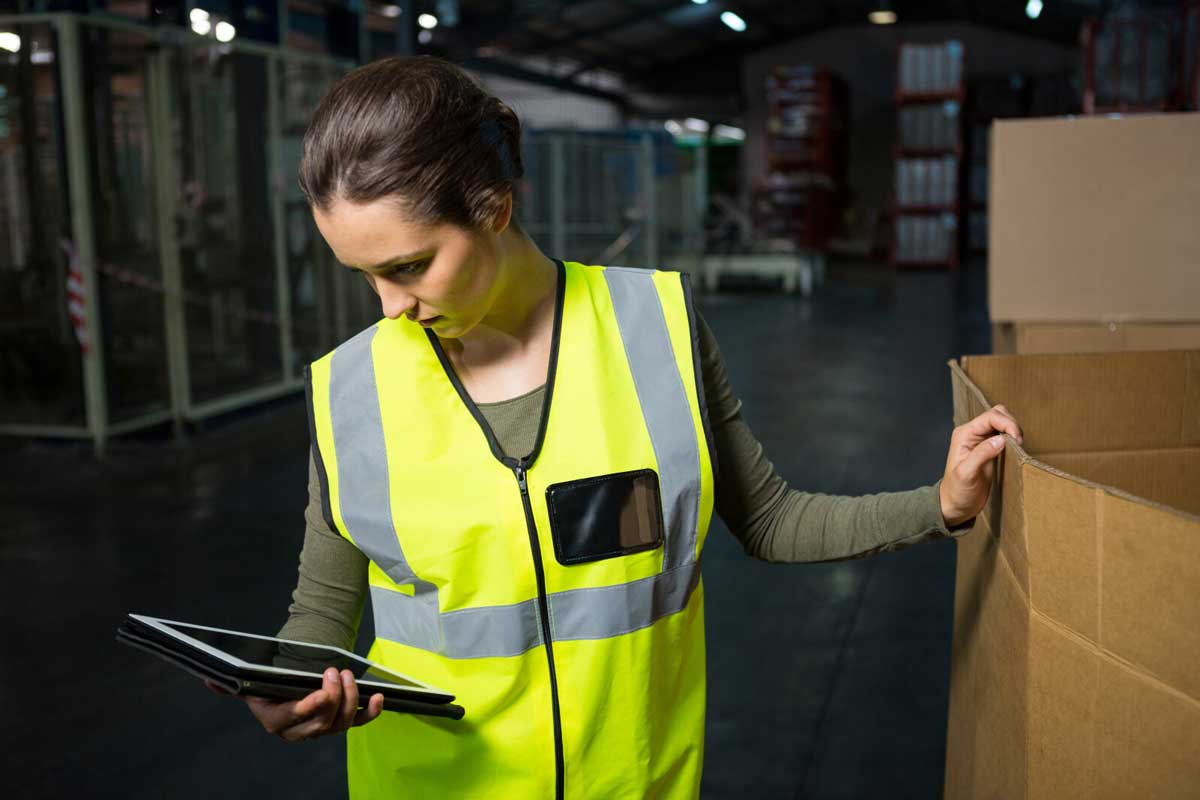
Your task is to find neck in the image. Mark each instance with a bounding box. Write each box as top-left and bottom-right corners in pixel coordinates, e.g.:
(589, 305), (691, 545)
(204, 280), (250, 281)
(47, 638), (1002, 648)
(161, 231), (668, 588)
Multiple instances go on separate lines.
(458, 228), (558, 354)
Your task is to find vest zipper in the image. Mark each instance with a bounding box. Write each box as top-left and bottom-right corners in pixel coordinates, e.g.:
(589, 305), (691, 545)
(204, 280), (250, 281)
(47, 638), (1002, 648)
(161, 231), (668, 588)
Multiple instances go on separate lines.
(514, 464), (566, 800)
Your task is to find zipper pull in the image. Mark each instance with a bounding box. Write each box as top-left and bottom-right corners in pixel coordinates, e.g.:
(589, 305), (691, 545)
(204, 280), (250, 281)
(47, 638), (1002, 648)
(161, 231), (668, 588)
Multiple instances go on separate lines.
(514, 465), (529, 496)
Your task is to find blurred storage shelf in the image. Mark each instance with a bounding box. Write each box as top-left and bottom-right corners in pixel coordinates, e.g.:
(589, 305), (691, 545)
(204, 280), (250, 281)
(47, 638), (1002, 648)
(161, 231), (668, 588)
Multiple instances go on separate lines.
(892, 41), (965, 269)
(757, 65), (848, 252)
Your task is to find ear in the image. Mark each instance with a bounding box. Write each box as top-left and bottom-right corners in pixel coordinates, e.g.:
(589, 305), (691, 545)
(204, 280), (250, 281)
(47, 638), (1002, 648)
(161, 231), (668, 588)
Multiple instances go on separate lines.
(488, 190), (514, 236)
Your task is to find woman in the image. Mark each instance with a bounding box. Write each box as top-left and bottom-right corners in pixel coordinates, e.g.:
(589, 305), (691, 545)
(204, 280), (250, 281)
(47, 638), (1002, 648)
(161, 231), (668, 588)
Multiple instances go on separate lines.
(229, 56), (1021, 798)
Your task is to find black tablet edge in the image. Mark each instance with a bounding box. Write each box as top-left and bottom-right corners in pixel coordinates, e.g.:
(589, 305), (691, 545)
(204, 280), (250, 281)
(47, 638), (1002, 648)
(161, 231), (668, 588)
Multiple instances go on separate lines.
(119, 622), (459, 710)
(123, 617), (454, 703)
(119, 629), (463, 720)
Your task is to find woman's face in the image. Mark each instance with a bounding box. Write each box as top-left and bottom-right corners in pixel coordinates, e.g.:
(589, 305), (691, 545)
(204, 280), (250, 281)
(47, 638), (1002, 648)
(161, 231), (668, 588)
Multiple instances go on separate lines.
(312, 197), (505, 338)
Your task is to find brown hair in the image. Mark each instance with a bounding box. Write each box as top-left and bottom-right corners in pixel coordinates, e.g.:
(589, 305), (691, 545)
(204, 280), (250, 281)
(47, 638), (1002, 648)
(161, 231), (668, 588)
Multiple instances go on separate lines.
(298, 56), (523, 230)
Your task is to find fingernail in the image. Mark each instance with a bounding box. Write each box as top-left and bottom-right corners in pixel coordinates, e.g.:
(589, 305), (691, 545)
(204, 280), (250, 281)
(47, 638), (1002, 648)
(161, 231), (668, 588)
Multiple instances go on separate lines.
(991, 435), (1004, 448)
(325, 668), (337, 681)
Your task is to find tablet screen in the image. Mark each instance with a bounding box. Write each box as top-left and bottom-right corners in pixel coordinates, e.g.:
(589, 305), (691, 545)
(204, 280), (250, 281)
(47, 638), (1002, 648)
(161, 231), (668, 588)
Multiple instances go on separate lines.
(161, 620), (424, 688)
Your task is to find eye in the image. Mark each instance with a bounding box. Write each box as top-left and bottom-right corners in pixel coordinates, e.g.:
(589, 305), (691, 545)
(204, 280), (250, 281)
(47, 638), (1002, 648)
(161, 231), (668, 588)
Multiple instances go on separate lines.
(381, 259), (430, 277)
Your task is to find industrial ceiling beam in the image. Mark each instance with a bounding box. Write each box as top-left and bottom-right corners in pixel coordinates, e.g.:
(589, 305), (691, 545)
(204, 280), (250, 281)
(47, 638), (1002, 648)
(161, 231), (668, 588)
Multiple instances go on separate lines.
(460, 54), (632, 110)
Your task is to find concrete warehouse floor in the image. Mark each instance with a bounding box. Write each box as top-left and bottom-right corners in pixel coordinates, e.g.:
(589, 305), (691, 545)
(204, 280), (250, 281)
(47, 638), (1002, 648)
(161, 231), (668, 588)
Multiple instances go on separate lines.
(0, 259), (990, 799)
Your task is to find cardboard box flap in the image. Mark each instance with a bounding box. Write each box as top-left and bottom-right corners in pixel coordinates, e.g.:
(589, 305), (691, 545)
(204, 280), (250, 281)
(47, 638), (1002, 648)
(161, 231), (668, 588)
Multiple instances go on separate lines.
(1037, 448), (1200, 517)
(957, 351), (1200, 453)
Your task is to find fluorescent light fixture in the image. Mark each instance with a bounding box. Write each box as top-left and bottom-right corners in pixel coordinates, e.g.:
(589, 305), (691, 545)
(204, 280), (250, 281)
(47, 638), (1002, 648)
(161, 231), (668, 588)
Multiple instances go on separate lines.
(418, 13), (438, 29)
(0, 32), (20, 53)
(684, 117), (710, 132)
(215, 21), (236, 41)
(189, 8), (210, 24)
(30, 50), (53, 64)
(690, 0), (708, 4)
(720, 11), (746, 32)
(1025, 0), (1043, 19)
(713, 124), (745, 141)
(664, 120), (683, 136)
(380, 4), (401, 17)
(868, 10), (897, 24)
(191, 18), (211, 35)
(418, 29), (433, 44)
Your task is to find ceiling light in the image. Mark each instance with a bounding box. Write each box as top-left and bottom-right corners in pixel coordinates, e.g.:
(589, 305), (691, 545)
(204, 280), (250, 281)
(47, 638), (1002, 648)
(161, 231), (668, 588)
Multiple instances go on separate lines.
(684, 117), (710, 132)
(189, 8), (210, 24)
(214, 21), (236, 42)
(418, 13), (438, 29)
(690, 0), (708, 4)
(869, 1), (897, 24)
(720, 11), (746, 32)
(1025, 0), (1043, 19)
(664, 120), (683, 136)
(380, 4), (401, 17)
(191, 18), (211, 35)
(0, 32), (19, 53)
(418, 29), (433, 44)
(713, 124), (745, 141)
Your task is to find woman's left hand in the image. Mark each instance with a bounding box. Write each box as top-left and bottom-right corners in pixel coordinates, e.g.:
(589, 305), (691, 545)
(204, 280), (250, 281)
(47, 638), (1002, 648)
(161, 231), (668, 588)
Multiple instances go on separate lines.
(939, 404), (1024, 528)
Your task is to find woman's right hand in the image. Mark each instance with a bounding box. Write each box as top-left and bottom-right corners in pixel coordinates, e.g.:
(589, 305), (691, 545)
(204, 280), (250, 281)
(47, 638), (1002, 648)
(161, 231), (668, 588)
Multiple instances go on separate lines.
(210, 667), (385, 742)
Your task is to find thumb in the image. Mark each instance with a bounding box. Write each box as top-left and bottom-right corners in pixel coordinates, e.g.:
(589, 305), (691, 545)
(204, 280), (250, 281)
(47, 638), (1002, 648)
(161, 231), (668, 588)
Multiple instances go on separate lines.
(960, 434), (1006, 481)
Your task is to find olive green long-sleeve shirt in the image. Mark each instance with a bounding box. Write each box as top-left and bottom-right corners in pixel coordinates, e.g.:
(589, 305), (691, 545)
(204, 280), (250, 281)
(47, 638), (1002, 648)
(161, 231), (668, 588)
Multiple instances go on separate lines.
(279, 313), (963, 649)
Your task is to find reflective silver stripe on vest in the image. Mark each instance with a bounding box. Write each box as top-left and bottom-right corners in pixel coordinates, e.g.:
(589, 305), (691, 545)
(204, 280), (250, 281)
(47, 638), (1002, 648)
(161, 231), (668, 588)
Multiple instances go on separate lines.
(370, 561), (699, 658)
(372, 586), (545, 659)
(329, 326), (425, 590)
(549, 560), (700, 642)
(602, 267), (702, 573)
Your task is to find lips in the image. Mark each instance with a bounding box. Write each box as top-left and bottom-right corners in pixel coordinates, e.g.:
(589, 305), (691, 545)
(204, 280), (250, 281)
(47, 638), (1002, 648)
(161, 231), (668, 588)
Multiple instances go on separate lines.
(417, 316), (442, 328)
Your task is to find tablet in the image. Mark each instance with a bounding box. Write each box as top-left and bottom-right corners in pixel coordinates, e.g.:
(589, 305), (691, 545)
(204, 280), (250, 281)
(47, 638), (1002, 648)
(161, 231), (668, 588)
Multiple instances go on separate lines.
(118, 614), (464, 720)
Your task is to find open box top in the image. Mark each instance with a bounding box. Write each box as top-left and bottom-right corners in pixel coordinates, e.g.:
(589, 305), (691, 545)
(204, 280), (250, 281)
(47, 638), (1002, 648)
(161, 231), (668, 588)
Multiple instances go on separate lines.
(944, 350), (1200, 799)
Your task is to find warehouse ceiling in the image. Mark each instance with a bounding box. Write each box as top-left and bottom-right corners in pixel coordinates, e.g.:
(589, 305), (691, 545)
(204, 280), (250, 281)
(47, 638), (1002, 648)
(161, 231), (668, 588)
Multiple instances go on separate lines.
(424, 0), (1181, 102)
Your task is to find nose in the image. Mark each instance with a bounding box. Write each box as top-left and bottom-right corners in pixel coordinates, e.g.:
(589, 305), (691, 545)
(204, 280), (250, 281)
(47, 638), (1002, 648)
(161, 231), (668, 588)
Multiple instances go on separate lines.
(376, 282), (419, 321)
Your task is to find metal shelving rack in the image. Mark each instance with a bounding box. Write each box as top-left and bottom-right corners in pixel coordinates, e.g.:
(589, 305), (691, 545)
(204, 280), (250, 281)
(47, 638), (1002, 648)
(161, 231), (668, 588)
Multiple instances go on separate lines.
(755, 65), (847, 251)
(1082, 1), (1200, 114)
(891, 41), (965, 270)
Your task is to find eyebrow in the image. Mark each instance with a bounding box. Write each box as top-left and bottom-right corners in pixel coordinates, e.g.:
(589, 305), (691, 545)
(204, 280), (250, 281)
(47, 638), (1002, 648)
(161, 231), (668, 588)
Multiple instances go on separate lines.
(344, 251), (431, 272)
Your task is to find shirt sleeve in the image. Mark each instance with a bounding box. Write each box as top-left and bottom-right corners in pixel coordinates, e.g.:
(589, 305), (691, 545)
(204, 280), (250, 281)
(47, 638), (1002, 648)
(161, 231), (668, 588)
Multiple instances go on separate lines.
(695, 311), (972, 563)
(276, 453), (369, 649)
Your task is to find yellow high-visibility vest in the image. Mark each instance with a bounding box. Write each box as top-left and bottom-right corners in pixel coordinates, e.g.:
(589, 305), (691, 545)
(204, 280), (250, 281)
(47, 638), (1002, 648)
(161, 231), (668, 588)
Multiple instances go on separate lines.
(306, 261), (716, 799)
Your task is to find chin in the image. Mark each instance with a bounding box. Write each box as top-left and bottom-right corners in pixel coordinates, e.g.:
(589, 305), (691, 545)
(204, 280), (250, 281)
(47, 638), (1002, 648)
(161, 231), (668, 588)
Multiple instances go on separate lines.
(437, 316), (483, 339)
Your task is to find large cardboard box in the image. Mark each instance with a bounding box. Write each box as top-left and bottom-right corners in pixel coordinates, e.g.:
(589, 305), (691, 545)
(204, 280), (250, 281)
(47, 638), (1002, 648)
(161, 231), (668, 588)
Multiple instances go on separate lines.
(944, 350), (1200, 799)
(989, 113), (1200, 354)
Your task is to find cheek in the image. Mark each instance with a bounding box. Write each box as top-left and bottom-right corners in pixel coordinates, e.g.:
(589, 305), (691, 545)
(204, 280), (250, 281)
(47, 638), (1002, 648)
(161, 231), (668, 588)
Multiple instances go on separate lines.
(451, 254), (499, 309)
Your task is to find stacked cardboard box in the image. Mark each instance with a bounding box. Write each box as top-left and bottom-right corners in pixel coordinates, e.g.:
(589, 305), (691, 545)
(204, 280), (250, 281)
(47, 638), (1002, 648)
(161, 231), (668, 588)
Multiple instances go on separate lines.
(945, 350), (1200, 798)
(989, 113), (1200, 353)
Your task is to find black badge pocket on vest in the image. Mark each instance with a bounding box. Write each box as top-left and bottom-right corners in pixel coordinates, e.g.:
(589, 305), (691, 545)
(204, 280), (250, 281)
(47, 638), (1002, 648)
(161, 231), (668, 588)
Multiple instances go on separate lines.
(545, 469), (666, 566)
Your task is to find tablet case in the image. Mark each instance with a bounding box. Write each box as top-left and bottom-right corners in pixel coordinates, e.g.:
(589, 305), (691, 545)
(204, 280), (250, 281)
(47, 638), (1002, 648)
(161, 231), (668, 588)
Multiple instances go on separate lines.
(117, 619), (465, 720)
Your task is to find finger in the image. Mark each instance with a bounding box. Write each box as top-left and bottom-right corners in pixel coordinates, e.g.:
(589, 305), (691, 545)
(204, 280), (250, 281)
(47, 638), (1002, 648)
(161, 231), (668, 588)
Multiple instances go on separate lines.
(958, 433), (1006, 480)
(205, 680), (231, 696)
(318, 668), (343, 729)
(337, 670), (360, 731)
(284, 687), (334, 727)
(245, 695), (306, 735)
(352, 693), (386, 727)
(278, 714), (336, 743)
(990, 405), (1024, 441)
(964, 409), (1023, 446)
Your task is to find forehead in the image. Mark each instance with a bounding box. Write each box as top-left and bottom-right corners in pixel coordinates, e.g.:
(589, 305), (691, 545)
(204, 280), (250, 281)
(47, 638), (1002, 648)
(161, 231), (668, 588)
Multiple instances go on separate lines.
(312, 198), (441, 265)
